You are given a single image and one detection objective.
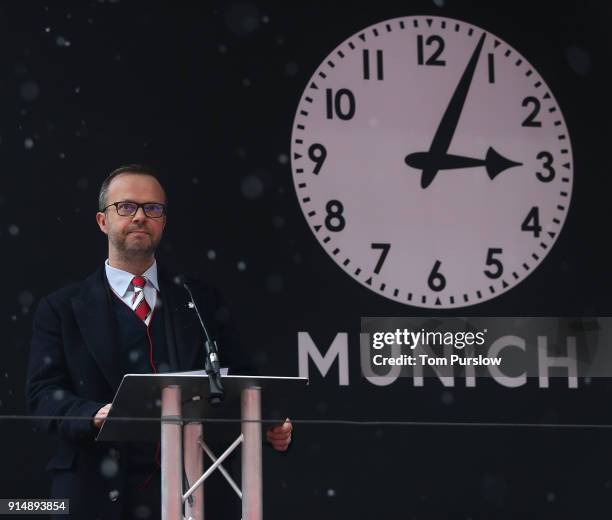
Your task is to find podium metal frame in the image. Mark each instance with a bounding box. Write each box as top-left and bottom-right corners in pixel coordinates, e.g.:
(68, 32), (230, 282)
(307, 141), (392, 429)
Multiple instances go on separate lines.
(97, 374), (307, 520)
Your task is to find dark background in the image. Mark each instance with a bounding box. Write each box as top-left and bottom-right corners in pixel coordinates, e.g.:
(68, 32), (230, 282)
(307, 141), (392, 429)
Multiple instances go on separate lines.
(1, 1), (611, 518)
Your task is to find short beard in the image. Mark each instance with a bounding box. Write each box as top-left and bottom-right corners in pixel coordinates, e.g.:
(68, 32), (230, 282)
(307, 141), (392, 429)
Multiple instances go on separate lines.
(110, 234), (159, 261)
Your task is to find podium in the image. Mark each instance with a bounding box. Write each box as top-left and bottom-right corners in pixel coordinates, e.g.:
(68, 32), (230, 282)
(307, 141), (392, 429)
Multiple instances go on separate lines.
(96, 372), (308, 520)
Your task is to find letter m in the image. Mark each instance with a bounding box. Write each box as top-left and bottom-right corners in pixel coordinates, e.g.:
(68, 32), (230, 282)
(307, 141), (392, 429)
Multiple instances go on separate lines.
(298, 332), (349, 385)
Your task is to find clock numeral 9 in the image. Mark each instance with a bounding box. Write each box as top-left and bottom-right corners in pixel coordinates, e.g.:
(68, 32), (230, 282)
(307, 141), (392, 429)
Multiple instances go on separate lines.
(535, 151), (555, 182)
(417, 35), (446, 66)
(521, 96), (542, 127)
(325, 200), (345, 232)
(308, 143), (327, 175)
(371, 243), (390, 274)
(427, 260), (446, 292)
(326, 88), (356, 120)
(363, 49), (384, 80)
(521, 207), (542, 237)
(484, 248), (504, 279)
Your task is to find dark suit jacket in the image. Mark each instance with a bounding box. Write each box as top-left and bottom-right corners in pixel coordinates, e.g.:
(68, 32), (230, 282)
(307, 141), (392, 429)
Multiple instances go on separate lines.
(25, 264), (247, 519)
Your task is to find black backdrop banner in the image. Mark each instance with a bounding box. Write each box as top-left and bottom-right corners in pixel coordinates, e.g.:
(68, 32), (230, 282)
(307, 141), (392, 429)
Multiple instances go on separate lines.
(1, 1), (611, 518)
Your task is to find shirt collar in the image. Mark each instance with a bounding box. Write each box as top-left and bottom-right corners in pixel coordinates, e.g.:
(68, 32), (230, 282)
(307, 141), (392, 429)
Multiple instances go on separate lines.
(104, 259), (160, 297)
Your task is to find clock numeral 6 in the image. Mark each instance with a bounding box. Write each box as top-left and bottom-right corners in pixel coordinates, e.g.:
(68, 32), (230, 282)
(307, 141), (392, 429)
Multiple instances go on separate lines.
(326, 88), (356, 120)
(417, 35), (446, 66)
(308, 143), (327, 175)
(521, 207), (542, 237)
(484, 248), (504, 279)
(427, 260), (446, 292)
(535, 151), (555, 182)
(521, 96), (542, 127)
(371, 243), (391, 274)
(325, 200), (345, 232)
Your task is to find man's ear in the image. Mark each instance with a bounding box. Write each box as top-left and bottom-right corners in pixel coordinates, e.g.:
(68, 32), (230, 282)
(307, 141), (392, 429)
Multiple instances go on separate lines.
(96, 211), (108, 235)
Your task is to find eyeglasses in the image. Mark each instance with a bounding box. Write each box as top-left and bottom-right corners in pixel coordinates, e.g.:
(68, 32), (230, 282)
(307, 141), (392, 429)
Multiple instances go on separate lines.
(102, 201), (166, 218)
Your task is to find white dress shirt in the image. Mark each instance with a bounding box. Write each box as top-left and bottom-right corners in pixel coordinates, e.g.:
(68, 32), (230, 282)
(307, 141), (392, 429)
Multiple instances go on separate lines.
(104, 259), (159, 327)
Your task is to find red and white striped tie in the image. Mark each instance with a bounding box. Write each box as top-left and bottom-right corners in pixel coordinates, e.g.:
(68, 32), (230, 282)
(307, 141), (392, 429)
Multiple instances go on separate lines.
(131, 276), (151, 322)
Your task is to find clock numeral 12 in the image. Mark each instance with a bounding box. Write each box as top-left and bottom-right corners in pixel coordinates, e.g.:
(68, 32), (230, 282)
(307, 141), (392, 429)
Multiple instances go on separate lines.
(417, 35), (446, 66)
(363, 49), (384, 80)
(326, 88), (356, 120)
(428, 260), (446, 292)
(521, 207), (542, 237)
(371, 243), (390, 274)
(484, 248), (504, 279)
(488, 53), (495, 83)
(325, 200), (346, 231)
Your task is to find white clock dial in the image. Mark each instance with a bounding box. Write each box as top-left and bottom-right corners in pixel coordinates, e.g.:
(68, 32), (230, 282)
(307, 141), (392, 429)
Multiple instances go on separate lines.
(291, 15), (573, 308)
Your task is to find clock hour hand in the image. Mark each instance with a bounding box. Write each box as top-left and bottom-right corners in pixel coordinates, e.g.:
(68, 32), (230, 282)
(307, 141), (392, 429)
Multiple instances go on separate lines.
(409, 33), (486, 188)
(405, 147), (522, 188)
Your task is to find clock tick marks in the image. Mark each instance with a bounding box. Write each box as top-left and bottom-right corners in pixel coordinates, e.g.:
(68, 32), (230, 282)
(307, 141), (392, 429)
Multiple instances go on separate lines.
(322, 236), (330, 243)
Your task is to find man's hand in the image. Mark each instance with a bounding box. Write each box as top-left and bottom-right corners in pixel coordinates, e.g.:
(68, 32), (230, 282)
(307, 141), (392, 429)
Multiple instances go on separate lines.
(92, 403), (112, 429)
(266, 418), (292, 452)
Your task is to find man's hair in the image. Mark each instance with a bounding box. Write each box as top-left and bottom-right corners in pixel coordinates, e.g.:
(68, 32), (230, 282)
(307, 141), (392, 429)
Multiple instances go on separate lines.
(98, 164), (167, 211)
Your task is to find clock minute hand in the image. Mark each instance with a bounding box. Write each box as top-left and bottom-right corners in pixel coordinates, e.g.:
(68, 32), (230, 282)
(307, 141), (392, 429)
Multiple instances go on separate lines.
(415, 32), (487, 189)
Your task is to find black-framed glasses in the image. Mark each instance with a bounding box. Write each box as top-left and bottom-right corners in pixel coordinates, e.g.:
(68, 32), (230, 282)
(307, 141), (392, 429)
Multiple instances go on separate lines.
(103, 201), (166, 218)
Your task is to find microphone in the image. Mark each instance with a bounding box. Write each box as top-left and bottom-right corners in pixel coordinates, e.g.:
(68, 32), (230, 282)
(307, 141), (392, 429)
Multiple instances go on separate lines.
(183, 282), (225, 405)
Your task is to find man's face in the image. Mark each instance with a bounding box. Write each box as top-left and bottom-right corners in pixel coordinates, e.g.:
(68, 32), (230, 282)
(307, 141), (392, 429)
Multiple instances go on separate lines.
(96, 173), (167, 260)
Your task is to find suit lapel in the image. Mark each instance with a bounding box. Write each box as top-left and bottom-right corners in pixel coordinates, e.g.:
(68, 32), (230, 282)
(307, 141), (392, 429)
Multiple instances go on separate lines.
(71, 267), (123, 391)
(158, 270), (202, 372)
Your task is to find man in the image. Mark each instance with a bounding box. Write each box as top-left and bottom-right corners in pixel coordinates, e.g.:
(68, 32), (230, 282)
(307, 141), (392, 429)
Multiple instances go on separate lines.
(26, 165), (292, 519)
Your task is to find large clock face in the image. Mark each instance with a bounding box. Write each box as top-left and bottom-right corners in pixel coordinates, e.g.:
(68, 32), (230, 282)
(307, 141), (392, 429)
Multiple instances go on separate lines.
(290, 15), (573, 309)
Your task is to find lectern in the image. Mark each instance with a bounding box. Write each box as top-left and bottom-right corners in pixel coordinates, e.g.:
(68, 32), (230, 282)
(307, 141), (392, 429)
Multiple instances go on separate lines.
(97, 372), (308, 520)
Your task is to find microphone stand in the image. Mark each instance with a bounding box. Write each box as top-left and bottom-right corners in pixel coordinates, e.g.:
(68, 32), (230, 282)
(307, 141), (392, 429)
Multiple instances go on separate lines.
(183, 283), (225, 405)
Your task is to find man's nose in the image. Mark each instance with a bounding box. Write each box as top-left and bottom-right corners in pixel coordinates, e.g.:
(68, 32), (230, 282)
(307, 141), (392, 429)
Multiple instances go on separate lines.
(132, 206), (148, 221)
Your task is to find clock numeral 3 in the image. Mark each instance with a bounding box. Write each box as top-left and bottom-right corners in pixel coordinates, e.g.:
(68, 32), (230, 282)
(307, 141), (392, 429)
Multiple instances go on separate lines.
(325, 200), (346, 232)
(521, 207), (542, 237)
(326, 88), (356, 120)
(308, 143), (327, 175)
(484, 248), (504, 279)
(535, 151), (555, 182)
(371, 243), (391, 274)
(521, 96), (542, 127)
(417, 35), (446, 66)
(428, 260), (446, 292)
(363, 49), (384, 80)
